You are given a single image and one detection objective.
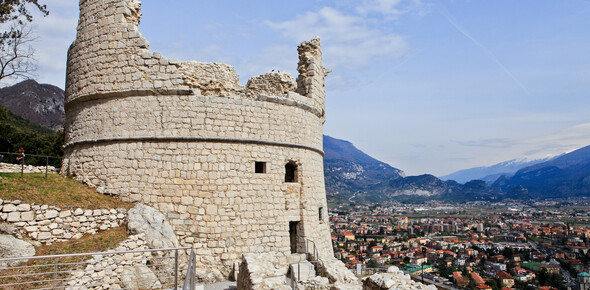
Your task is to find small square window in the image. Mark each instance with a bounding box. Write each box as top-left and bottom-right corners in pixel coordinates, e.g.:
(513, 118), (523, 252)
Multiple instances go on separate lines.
(255, 162), (266, 173)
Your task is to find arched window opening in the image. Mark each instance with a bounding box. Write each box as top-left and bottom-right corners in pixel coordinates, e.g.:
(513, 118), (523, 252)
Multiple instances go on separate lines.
(285, 161), (298, 183)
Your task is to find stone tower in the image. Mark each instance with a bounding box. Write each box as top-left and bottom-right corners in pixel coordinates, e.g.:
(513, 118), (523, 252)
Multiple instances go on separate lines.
(62, 0), (350, 283)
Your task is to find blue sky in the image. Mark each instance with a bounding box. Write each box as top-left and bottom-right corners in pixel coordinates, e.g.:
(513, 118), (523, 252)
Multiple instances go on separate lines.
(21, 0), (590, 176)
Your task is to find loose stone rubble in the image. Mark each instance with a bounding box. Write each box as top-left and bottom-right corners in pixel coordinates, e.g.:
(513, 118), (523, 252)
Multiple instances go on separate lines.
(362, 267), (437, 290)
(0, 199), (126, 244)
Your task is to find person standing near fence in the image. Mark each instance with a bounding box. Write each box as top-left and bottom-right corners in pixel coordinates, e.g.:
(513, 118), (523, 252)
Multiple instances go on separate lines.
(16, 148), (25, 163)
(16, 148), (25, 178)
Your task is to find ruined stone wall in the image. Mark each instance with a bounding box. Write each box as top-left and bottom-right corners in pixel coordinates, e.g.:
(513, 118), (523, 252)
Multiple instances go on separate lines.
(63, 0), (333, 282)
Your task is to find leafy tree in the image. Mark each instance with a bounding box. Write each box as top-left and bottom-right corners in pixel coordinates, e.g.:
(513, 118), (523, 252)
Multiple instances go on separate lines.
(0, 106), (63, 167)
(366, 260), (378, 268)
(0, 0), (48, 23)
(502, 247), (515, 259)
(0, 0), (48, 83)
(485, 279), (499, 290)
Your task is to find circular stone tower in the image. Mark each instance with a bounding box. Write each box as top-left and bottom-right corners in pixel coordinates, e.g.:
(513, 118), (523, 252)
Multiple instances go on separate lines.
(63, 0), (335, 281)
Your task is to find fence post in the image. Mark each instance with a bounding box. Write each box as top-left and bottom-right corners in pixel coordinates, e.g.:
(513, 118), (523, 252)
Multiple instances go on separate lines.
(45, 156), (49, 179)
(21, 155), (24, 179)
(174, 248), (179, 289)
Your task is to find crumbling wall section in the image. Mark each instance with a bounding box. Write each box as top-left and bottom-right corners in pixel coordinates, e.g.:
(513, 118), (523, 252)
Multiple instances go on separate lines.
(66, 0), (187, 103)
(296, 37), (328, 120)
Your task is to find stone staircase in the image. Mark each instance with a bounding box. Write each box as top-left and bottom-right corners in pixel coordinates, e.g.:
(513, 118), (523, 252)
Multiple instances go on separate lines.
(238, 252), (360, 289)
(289, 261), (316, 283)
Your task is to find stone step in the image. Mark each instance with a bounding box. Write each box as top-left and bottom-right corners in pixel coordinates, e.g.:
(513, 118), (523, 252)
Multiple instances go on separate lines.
(287, 253), (308, 264)
(289, 261), (316, 282)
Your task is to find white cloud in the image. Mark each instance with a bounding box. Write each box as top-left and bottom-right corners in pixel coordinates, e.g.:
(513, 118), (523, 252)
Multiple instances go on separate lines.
(29, 0), (78, 88)
(266, 6), (407, 69)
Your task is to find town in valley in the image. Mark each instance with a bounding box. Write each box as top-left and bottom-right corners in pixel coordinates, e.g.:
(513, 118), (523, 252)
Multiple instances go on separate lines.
(329, 200), (590, 290)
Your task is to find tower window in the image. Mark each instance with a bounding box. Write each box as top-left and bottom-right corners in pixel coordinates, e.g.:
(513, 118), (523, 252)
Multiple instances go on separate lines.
(285, 161), (298, 182)
(255, 162), (266, 173)
(319, 206), (324, 222)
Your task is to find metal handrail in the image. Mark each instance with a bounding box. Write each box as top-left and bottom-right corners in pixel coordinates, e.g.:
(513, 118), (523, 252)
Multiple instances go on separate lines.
(0, 247), (194, 289)
(305, 239), (325, 270)
(0, 246), (192, 262)
(182, 248), (196, 290)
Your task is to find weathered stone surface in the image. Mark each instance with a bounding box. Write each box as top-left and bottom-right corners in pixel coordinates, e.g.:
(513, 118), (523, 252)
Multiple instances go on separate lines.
(6, 212), (20, 222)
(127, 203), (178, 249)
(361, 266), (436, 290)
(2, 204), (16, 213)
(120, 265), (162, 289)
(238, 253), (290, 290)
(16, 204), (31, 212)
(0, 234), (35, 266)
(321, 258), (359, 285)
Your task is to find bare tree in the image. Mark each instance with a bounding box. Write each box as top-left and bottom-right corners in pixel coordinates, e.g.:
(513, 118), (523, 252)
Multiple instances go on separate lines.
(0, 23), (36, 82)
(0, 0), (47, 84)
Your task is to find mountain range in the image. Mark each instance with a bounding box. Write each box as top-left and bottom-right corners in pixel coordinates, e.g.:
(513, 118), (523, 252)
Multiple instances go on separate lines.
(323, 135), (590, 203)
(0, 80), (65, 131)
(3, 79), (590, 203)
(440, 157), (554, 184)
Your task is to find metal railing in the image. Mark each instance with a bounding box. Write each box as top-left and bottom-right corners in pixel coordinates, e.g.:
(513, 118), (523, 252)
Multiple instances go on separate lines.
(0, 151), (62, 179)
(304, 239), (324, 271)
(0, 247), (195, 289)
(287, 239), (326, 289)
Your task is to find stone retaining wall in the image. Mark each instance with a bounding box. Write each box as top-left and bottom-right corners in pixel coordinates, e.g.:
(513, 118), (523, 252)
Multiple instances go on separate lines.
(0, 199), (126, 244)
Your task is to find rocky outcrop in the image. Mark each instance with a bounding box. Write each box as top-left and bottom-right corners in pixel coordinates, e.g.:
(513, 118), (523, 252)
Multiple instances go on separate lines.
(362, 266), (436, 290)
(0, 234), (35, 266)
(120, 264), (162, 289)
(319, 258), (360, 287)
(127, 203), (178, 249)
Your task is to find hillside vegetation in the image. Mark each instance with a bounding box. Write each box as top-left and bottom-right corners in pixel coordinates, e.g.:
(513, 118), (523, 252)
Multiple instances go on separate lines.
(0, 106), (63, 167)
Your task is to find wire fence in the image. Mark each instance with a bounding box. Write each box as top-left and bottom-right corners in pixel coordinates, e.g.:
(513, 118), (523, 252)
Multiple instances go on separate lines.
(0, 247), (195, 289)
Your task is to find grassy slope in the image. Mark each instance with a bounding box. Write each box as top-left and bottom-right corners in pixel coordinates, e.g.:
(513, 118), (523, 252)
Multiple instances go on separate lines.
(0, 173), (135, 287)
(0, 173), (133, 209)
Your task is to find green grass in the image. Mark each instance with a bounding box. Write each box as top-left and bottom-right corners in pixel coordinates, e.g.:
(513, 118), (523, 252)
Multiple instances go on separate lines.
(0, 173), (133, 209)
